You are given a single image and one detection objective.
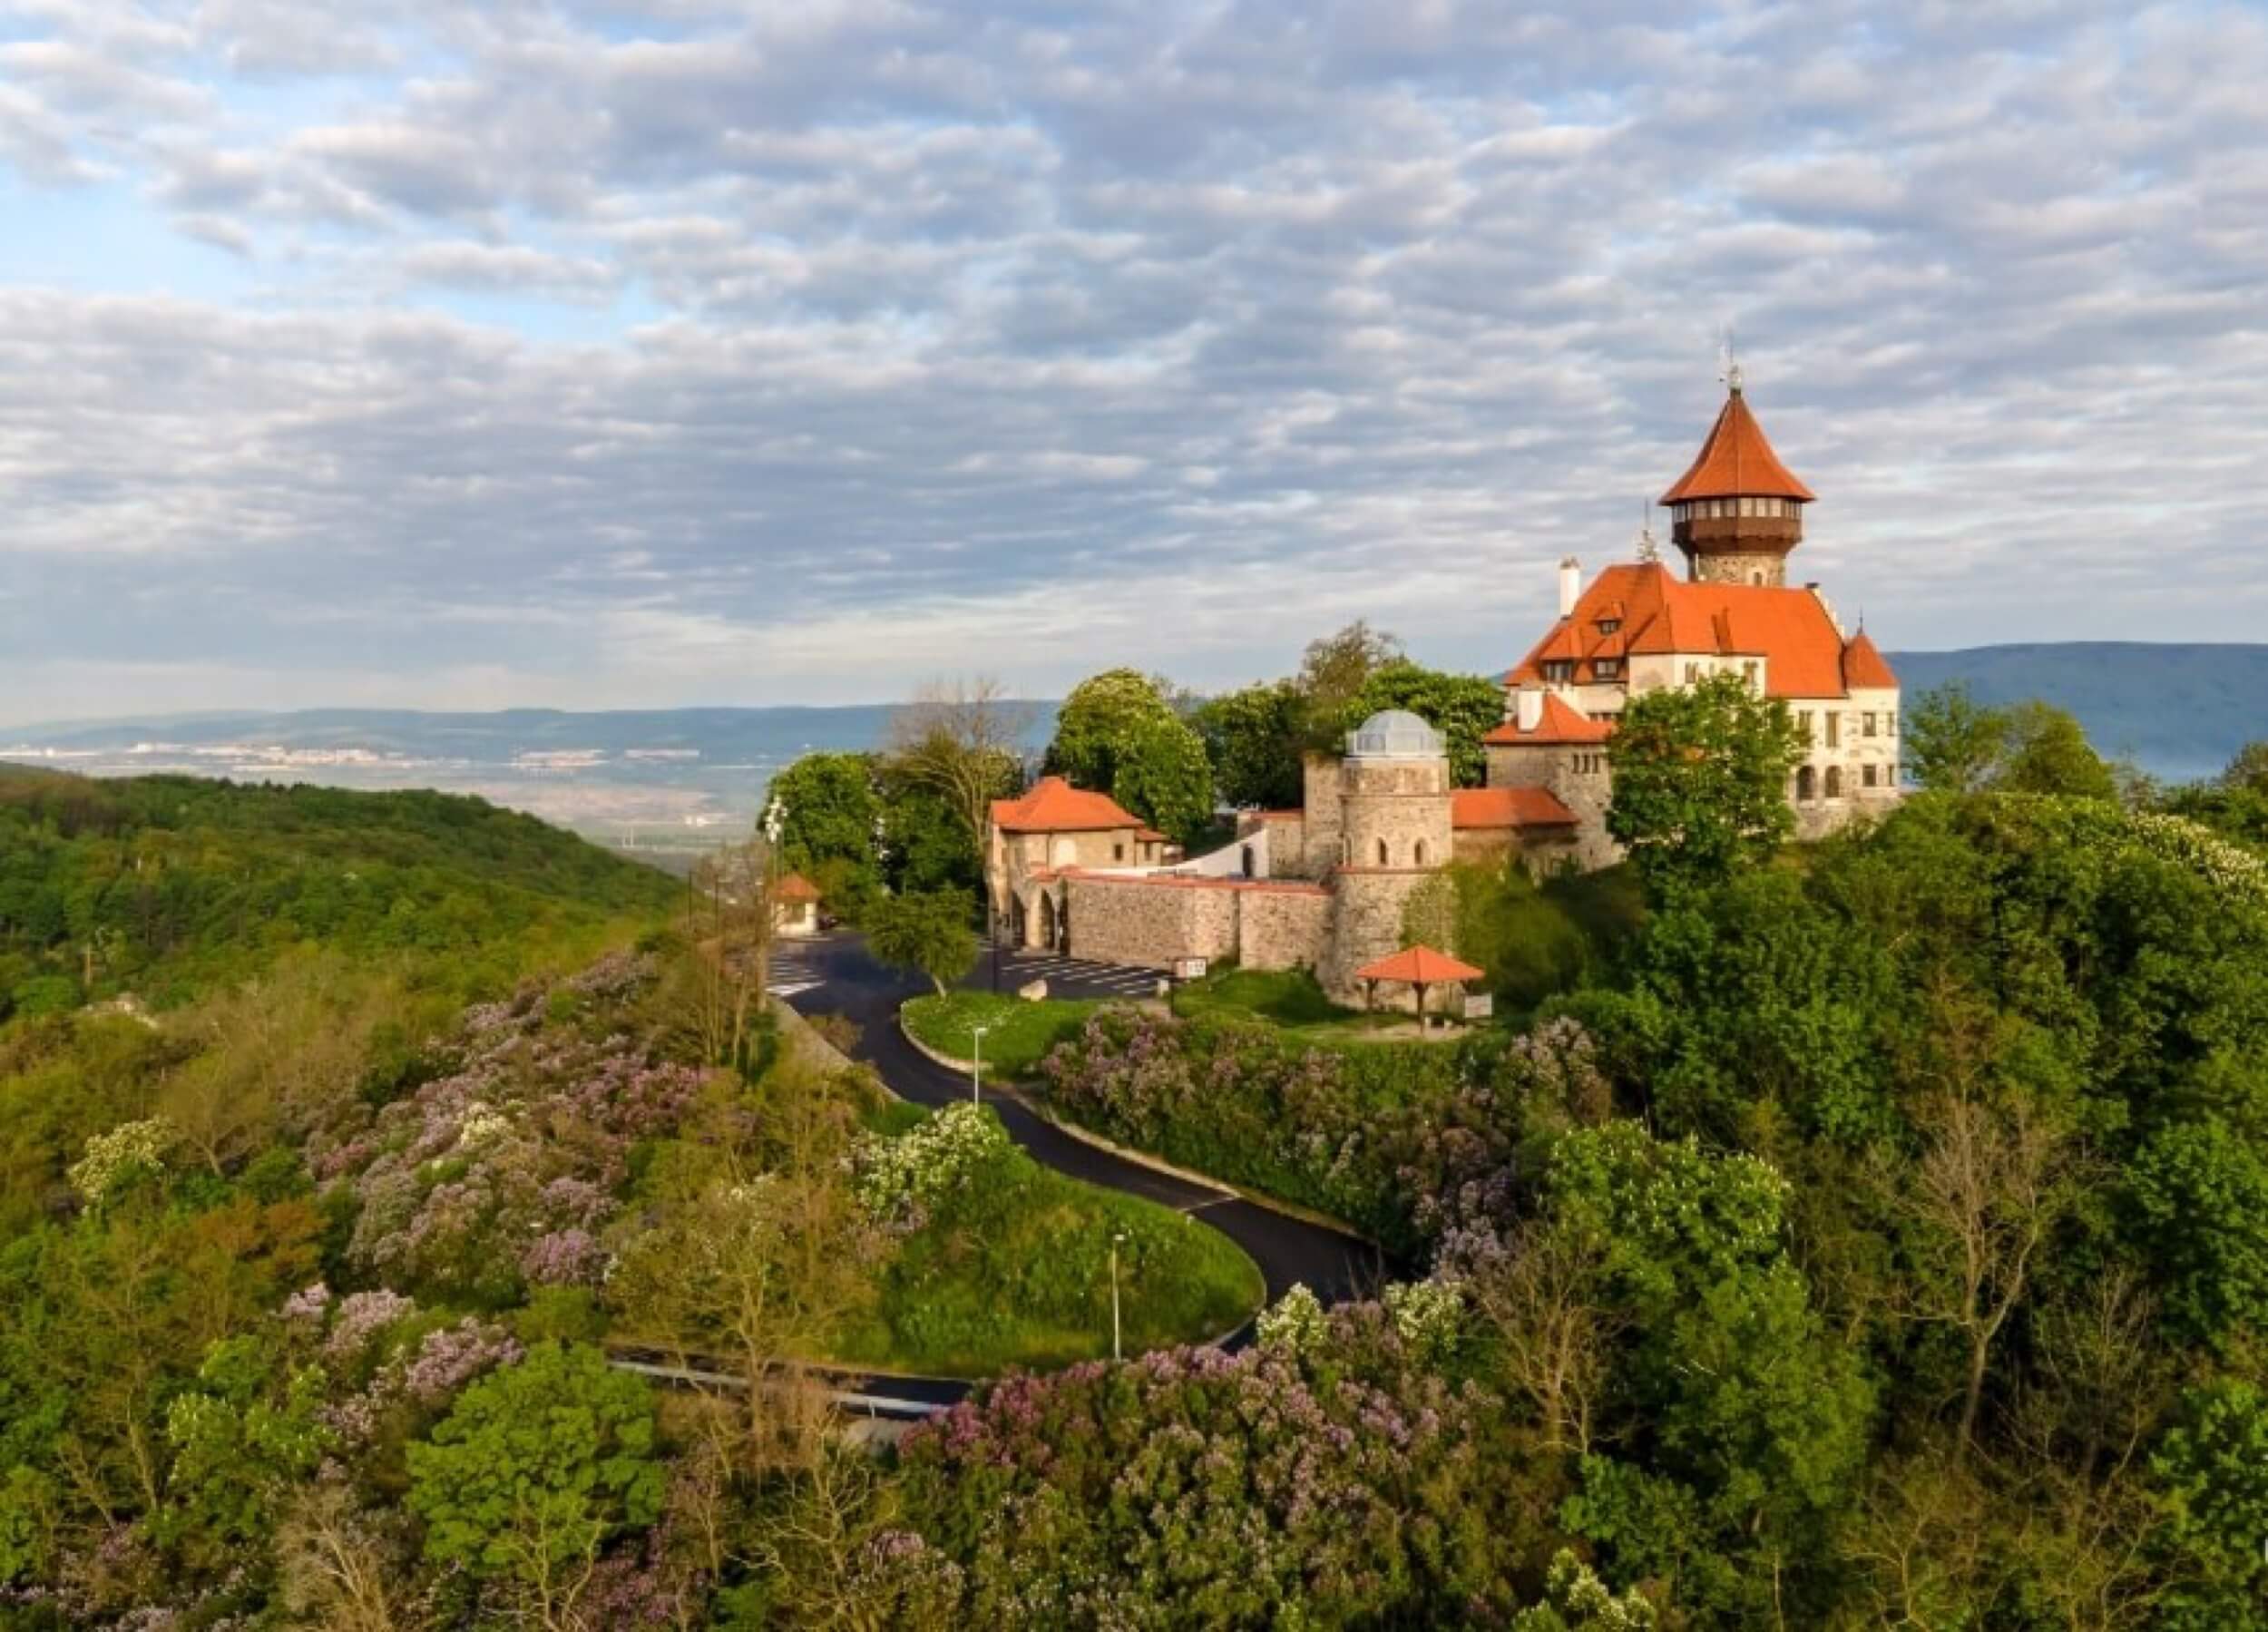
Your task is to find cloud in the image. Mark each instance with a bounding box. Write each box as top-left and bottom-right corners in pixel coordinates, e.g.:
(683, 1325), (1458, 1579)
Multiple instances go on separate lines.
(0, 0), (2262, 727)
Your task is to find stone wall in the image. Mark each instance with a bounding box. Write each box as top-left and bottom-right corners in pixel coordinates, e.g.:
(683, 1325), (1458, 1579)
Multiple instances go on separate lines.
(1340, 754), (1452, 873)
(1065, 876), (1238, 969)
(1237, 885), (1333, 971)
(1319, 871), (1430, 1002)
(1292, 754), (1344, 878)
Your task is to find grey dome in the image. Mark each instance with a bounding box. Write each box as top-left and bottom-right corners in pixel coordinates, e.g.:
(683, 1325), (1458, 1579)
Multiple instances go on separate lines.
(1347, 709), (1444, 759)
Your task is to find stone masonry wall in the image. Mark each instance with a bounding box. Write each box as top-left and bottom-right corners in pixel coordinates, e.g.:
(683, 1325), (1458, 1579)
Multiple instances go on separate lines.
(1237, 886), (1333, 972)
(1319, 871), (1431, 1003)
(1064, 877), (1238, 970)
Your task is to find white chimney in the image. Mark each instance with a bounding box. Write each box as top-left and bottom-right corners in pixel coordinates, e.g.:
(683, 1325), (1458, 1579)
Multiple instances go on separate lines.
(1516, 686), (1544, 733)
(1559, 556), (1582, 617)
(1805, 581), (1843, 637)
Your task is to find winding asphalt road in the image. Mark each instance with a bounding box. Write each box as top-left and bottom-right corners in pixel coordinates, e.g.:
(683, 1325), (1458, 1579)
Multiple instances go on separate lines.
(777, 932), (1381, 1319)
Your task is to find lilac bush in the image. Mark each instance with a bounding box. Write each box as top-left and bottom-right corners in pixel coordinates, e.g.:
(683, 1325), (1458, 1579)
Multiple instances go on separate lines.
(1041, 1008), (1609, 1252)
(896, 1339), (1523, 1626)
(316, 956), (706, 1301)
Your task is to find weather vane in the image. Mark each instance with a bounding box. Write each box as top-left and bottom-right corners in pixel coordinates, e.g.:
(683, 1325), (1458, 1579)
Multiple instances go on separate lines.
(1718, 325), (1743, 394)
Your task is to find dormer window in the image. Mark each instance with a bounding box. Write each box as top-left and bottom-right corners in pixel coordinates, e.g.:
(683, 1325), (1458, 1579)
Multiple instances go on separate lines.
(1543, 661), (1575, 685)
(1593, 659), (1622, 679)
(1597, 618), (1620, 634)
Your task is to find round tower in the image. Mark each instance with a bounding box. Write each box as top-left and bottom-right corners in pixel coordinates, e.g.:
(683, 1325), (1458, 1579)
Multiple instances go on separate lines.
(1322, 710), (1453, 1001)
(1658, 373), (1815, 588)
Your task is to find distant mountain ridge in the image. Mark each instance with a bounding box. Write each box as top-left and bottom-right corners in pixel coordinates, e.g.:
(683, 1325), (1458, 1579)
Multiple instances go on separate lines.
(3, 645), (2256, 830)
(1882, 643), (2264, 784)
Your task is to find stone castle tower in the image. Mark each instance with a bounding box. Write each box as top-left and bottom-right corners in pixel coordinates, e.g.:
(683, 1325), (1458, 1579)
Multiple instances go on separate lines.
(1657, 370), (1816, 588)
(1318, 709), (1453, 999)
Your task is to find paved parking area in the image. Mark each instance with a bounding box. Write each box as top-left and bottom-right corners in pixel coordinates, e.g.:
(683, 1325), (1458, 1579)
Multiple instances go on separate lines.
(973, 945), (1172, 1001)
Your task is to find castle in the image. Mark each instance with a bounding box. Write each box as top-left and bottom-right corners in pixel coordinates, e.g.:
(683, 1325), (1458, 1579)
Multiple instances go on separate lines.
(985, 382), (1900, 1002)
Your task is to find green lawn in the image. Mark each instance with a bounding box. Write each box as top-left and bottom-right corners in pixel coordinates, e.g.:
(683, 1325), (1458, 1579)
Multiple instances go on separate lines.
(826, 1127), (1266, 1375)
(1169, 967), (1412, 1041)
(903, 990), (1105, 1082)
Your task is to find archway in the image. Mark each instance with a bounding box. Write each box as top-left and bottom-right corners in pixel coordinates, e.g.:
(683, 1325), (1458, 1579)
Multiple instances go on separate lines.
(1240, 844), (1256, 878)
(1038, 892), (1059, 951)
(1796, 765), (1817, 803)
(1824, 765), (1843, 800)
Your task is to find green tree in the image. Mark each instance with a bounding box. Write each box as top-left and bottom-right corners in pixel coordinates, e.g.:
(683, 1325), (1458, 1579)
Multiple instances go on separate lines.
(1193, 680), (1306, 810)
(1295, 621), (1403, 748)
(1605, 671), (1807, 900)
(767, 754), (882, 884)
(1999, 699), (2119, 799)
(406, 1342), (663, 1629)
(1341, 660), (1504, 788)
(2151, 1378), (2268, 1627)
(1045, 669), (1214, 843)
(1902, 681), (2009, 794)
(876, 769), (983, 898)
(2222, 740), (2268, 796)
(865, 892), (979, 997)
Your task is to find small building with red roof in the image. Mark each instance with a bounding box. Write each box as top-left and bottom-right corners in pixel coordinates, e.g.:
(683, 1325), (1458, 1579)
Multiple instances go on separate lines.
(771, 871), (823, 938)
(985, 775), (1178, 950)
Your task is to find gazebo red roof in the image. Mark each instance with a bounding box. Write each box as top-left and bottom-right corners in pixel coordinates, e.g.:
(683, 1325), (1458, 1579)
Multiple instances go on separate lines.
(774, 872), (822, 903)
(1354, 945), (1483, 985)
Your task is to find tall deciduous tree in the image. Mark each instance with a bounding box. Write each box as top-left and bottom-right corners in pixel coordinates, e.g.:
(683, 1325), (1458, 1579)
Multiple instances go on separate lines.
(1296, 621), (1403, 748)
(1340, 660), (1504, 787)
(1193, 680), (1306, 810)
(1045, 669), (1214, 843)
(406, 1343), (663, 1632)
(767, 753), (882, 883)
(865, 892), (979, 997)
(886, 677), (1032, 856)
(1902, 682), (2009, 794)
(1999, 700), (2119, 800)
(1606, 671), (1808, 901)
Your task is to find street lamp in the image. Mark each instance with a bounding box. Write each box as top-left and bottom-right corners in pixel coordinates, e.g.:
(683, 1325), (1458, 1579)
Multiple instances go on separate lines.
(970, 1023), (991, 1102)
(1110, 1230), (1127, 1362)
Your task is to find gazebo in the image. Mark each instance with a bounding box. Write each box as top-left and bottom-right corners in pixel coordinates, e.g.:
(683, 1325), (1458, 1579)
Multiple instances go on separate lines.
(1354, 945), (1484, 1028)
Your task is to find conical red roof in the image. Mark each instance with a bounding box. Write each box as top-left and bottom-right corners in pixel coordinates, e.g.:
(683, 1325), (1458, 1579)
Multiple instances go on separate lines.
(1841, 630), (1898, 689)
(1658, 389), (1814, 504)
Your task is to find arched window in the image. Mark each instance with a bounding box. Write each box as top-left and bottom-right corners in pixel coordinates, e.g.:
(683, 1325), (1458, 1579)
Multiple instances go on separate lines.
(1240, 845), (1256, 878)
(1825, 766), (1843, 800)
(1376, 837), (1390, 866)
(1413, 839), (1428, 866)
(1796, 765), (1817, 803)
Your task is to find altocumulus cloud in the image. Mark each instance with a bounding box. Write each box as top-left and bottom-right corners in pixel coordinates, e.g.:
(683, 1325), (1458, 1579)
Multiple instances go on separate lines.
(0, 0), (2263, 722)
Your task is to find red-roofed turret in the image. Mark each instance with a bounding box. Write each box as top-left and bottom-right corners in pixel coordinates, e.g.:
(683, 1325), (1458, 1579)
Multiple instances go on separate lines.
(1660, 376), (1813, 588)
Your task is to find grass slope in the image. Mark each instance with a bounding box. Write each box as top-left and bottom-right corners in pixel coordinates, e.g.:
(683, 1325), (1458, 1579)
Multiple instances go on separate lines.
(902, 990), (1105, 1081)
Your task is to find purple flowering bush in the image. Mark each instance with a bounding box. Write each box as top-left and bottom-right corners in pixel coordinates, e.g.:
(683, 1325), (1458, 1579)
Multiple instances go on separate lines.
(314, 958), (704, 1304)
(895, 1335), (1529, 1627)
(1041, 1008), (1609, 1253)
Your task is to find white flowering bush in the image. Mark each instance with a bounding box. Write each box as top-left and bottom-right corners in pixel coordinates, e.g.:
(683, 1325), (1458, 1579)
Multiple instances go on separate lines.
(68, 1117), (173, 1206)
(2126, 811), (2268, 907)
(1255, 1283), (1326, 1357)
(853, 1103), (1014, 1226)
(1512, 1549), (1659, 1629)
(1383, 1276), (1468, 1365)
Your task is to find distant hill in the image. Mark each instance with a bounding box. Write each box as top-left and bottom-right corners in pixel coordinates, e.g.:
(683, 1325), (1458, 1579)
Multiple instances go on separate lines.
(0, 767), (680, 1012)
(1885, 644), (2265, 784)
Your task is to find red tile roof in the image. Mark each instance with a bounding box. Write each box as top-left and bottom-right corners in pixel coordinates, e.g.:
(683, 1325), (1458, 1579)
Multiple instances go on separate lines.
(773, 872), (822, 904)
(1451, 787), (1580, 830)
(1841, 629), (1898, 689)
(991, 776), (1145, 834)
(1482, 689), (1615, 747)
(1136, 826), (1168, 844)
(1503, 562), (1862, 699)
(1354, 945), (1484, 984)
(1658, 388), (1815, 504)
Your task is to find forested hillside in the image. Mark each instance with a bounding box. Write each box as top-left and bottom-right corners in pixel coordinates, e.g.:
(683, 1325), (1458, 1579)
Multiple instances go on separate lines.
(0, 768), (679, 1016)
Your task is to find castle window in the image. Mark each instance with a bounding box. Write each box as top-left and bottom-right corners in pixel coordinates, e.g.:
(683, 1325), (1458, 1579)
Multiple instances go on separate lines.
(1113, 843), (1125, 862)
(1862, 712), (1877, 738)
(1241, 845), (1256, 878)
(1597, 618), (1620, 634)
(1742, 660), (1759, 689)
(1862, 764), (1879, 789)
(1888, 712), (1898, 738)
(1797, 709), (1814, 742)
(1825, 712), (1841, 748)
(1685, 663), (1700, 683)
(1593, 659), (1621, 679)
(1825, 766), (1843, 800)
(1543, 661), (1574, 684)
(1751, 572), (1765, 585)
(1414, 839), (1428, 865)
(1797, 765), (1817, 802)
(1376, 838), (1390, 867)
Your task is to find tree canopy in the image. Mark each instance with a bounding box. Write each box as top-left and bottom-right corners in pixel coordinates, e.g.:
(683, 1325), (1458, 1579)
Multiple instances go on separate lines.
(1604, 672), (1808, 900)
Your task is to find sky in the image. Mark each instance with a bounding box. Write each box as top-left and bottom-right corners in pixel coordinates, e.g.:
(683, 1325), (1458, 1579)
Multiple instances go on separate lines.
(1, 0), (2263, 727)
